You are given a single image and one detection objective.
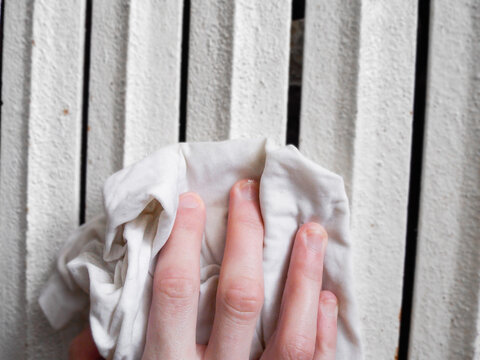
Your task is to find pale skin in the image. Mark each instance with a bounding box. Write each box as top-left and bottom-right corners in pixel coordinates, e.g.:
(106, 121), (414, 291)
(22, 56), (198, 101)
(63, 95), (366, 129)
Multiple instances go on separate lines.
(69, 179), (338, 360)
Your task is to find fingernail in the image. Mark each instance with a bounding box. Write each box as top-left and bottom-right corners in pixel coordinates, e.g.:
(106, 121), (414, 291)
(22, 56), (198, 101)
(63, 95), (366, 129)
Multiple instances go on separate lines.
(322, 299), (338, 318)
(304, 228), (325, 252)
(239, 179), (258, 200)
(179, 193), (200, 208)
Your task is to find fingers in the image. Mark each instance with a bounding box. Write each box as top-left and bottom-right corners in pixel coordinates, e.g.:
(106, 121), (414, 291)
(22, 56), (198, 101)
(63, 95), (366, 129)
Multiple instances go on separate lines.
(69, 327), (102, 360)
(262, 222), (328, 360)
(141, 186), (337, 360)
(142, 193), (206, 360)
(314, 291), (338, 360)
(205, 179), (265, 360)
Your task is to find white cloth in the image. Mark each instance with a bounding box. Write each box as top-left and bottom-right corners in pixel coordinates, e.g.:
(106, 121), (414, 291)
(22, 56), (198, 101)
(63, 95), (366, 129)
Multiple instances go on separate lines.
(39, 138), (363, 359)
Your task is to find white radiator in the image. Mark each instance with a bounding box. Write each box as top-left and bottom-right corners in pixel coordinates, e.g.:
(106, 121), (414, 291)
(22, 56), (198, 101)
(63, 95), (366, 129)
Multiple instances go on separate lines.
(0, 0), (478, 359)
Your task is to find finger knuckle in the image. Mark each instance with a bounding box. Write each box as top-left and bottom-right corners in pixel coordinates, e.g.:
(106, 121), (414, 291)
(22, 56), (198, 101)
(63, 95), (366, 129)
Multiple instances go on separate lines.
(154, 272), (198, 303)
(279, 335), (315, 360)
(221, 277), (264, 322)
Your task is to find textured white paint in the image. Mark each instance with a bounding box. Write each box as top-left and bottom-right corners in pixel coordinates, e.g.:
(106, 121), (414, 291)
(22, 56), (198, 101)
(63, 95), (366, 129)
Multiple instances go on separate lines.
(2, 0), (479, 358)
(227, 1), (291, 143)
(24, 0), (87, 358)
(0, 1), (31, 358)
(86, 0), (183, 219)
(123, 0), (183, 165)
(1, 0), (87, 358)
(409, 0), (480, 358)
(186, 0), (291, 144)
(85, 0), (130, 220)
(186, 0), (234, 141)
(350, 2), (417, 359)
(299, 0), (361, 197)
(299, 1), (417, 358)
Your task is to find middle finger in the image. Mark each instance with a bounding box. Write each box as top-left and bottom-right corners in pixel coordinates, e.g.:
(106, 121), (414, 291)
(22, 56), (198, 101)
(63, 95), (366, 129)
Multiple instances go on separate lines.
(205, 179), (265, 360)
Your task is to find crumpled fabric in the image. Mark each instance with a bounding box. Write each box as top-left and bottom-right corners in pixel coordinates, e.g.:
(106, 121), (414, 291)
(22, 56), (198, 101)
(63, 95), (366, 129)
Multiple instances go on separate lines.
(39, 138), (363, 360)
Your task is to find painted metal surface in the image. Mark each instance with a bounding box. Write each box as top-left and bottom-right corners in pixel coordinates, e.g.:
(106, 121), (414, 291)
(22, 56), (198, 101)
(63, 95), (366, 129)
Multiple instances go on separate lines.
(299, 0), (361, 197)
(299, 1), (418, 359)
(0, 0), (478, 358)
(0, 0), (87, 358)
(0, 1), (31, 358)
(409, 0), (480, 358)
(86, 0), (183, 220)
(122, 0), (182, 166)
(24, 1), (87, 358)
(186, 0), (291, 144)
(85, 0), (130, 221)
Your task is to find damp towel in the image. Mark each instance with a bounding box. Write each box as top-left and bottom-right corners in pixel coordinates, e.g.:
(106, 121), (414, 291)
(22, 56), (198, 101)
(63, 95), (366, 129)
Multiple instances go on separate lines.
(39, 138), (363, 360)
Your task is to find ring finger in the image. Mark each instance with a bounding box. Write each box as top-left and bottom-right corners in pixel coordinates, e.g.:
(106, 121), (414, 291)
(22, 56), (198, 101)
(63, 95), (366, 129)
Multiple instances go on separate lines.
(262, 222), (328, 360)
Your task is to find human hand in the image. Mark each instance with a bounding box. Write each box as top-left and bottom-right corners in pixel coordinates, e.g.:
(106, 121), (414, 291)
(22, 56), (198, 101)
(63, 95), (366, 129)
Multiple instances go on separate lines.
(69, 326), (102, 360)
(69, 179), (338, 359)
(142, 179), (338, 359)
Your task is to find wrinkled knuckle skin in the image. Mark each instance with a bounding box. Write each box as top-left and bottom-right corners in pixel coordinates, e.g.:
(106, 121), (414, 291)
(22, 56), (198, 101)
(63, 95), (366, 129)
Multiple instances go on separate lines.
(221, 278), (264, 322)
(154, 275), (198, 303)
(279, 335), (315, 360)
